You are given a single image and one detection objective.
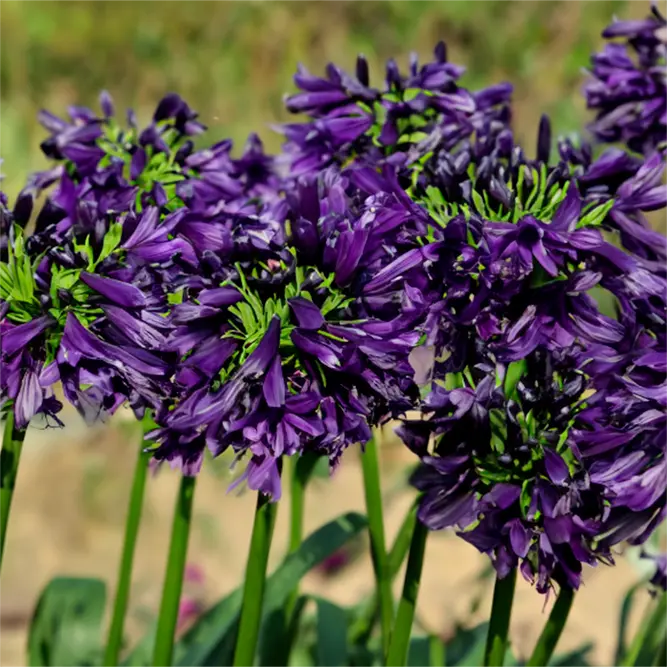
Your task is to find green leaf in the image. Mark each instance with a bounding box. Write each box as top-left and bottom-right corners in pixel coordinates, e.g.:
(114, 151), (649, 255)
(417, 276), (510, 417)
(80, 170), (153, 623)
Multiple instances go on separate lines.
(315, 598), (348, 666)
(520, 480), (532, 518)
(73, 236), (95, 270)
(121, 624), (156, 667)
(27, 577), (106, 667)
(408, 636), (445, 667)
(503, 360), (527, 399)
(258, 595), (309, 667)
(471, 189), (486, 216)
(577, 199), (614, 229)
(445, 622), (488, 666)
(169, 512), (367, 666)
(623, 592), (666, 667)
(550, 642), (594, 666)
(615, 580), (647, 665)
(444, 622), (517, 666)
(97, 222), (123, 267)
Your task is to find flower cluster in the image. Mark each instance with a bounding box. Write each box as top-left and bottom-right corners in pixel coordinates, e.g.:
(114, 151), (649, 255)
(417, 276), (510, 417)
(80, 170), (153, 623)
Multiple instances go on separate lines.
(277, 18), (665, 594)
(1, 7), (665, 595)
(368, 64), (666, 594)
(281, 42), (512, 180)
(148, 159), (432, 495)
(584, 5), (667, 155)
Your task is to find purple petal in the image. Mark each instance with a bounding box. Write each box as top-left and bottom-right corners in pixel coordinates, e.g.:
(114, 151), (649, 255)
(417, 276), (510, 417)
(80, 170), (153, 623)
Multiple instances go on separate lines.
(1, 315), (54, 357)
(237, 316), (281, 381)
(15, 370), (43, 429)
(544, 449), (569, 485)
(80, 273), (146, 308)
(198, 287), (243, 307)
(263, 356), (286, 408)
(291, 330), (341, 368)
(508, 519), (532, 558)
(551, 184), (581, 231)
(289, 297), (325, 330)
(130, 147), (147, 181)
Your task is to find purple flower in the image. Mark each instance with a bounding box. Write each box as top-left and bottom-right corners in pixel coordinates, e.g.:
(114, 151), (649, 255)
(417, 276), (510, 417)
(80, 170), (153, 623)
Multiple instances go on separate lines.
(403, 345), (610, 593)
(280, 41), (512, 177)
(584, 6), (667, 154)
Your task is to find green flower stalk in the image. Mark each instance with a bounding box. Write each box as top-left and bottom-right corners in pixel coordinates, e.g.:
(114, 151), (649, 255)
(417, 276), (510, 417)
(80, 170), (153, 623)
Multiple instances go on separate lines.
(386, 518), (429, 666)
(360, 430), (394, 658)
(233, 491), (279, 667)
(286, 453), (318, 606)
(527, 586), (575, 667)
(152, 475), (197, 666)
(484, 570), (517, 666)
(0, 412), (26, 572)
(104, 447), (152, 666)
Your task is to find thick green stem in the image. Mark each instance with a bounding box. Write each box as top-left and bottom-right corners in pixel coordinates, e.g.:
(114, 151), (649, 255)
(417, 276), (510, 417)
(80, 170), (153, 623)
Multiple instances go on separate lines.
(623, 593), (667, 667)
(272, 453), (319, 666)
(233, 491), (278, 667)
(104, 448), (151, 666)
(385, 519), (429, 666)
(527, 586), (575, 667)
(484, 569), (517, 667)
(0, 412), (26, 572)
(349, 500), (418, 646)
(286, 454), (318, 610)
(652, 634), (666, 667)
(360, 430), (394, 658)
(151, 475), (197, 667)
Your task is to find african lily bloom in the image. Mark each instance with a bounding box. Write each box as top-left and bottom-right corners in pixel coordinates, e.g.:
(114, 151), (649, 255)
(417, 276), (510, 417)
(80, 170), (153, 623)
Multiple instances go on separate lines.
(148, 160), (432, 498)
(584, 5), (667, 155)
(0, 198), (180, 427)
(280, 42), (512, 177)
(397, 129), (666, 593)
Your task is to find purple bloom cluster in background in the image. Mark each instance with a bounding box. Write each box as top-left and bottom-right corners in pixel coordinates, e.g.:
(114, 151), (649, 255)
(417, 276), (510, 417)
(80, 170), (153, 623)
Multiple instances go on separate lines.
(585, 5), (667, 154)
(1, 4), (665, 597)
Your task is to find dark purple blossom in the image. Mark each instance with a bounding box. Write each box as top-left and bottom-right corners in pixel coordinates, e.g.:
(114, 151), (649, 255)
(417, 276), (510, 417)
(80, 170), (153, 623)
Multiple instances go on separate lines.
(584, 6), (667, 154)
(280, 42), (513, 177)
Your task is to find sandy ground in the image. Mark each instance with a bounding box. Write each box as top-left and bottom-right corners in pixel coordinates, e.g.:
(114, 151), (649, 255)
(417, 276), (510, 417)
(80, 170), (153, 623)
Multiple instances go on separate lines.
(0, 404), (651, 666)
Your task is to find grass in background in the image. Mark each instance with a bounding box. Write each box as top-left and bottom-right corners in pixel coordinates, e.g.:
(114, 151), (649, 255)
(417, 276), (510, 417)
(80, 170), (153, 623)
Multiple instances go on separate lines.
(0, 0), (643, 198)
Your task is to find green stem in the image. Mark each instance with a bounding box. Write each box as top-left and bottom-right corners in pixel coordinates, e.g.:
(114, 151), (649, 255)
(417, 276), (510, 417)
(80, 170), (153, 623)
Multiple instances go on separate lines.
(286, 454), (318, 611)
(151, 475), (197, 667)
(349, 500), (418, 646)
(527, 586), (575, 667)
(385, 519), (429, 666)
(274, 453), (319, 666)
(484, 569), (517, 667)
(0, 412), (26, 572)
(652, 634), (666, 667)
(104, 447), (151, 666)
(289, 452), (318, 550)
(623, 593), (667, 667)
(233, 491), (279, 667)
(360, 430), (394, 658)
(430, 634), (445, 667)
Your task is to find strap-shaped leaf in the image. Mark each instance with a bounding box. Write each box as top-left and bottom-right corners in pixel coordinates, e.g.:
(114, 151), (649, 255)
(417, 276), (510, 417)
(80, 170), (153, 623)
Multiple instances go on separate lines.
(27, 577), (106, 667)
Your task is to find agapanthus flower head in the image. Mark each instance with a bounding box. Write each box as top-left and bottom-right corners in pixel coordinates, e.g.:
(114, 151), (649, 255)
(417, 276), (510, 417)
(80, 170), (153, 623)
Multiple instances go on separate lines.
(0, 197), (184, 428)
(405, 353), (597, 593)
(27, 90), (212, 221)
(27, 92), (281, 258)
(2, 85), (292, 434)
(584, 4), (667, 154)
(147, 160), (434, 499)
(394, 100), (667, 593)
(280, 41), (513, 178)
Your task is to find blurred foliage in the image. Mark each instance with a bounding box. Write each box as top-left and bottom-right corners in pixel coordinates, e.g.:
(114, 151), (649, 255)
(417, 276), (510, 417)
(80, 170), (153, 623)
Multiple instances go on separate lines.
(0, 0), (645, 199)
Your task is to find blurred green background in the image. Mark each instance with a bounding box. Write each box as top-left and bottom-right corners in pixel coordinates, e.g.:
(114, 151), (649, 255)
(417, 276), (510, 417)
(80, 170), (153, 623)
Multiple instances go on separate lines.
(0, 0), (648, 201)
